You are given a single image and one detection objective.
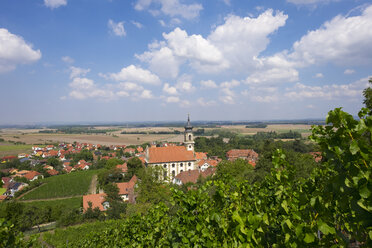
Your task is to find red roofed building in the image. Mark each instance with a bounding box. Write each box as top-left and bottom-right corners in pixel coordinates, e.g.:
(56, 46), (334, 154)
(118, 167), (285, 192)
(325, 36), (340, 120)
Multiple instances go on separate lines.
(24, 171), (43, 181)
(198, 159), (221, 171)
(145, 115), (198, 181)
(116, 163), (128, 174)
(116, 175), (138, 203)
(173, 167), (216, 185)
(64, 165), (74, 173)
(136, 146), (144, 153)
(1, 156), (17, 162)
(195, 152), (208, 160)
(47, 169), (59, 176)
(83, 193), (109, 212)
(226, 149), (259, 163)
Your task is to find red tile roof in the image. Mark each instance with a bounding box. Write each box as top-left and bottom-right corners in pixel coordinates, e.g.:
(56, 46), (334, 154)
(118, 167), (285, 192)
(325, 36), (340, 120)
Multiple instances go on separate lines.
(195, 152), (208, 160)
(83, 193), (108, 212)
(198, 159), (220, 167)
(64, 165), (74, 173)
(175, 167), (216, 184)
(147, 146), (196, 163)
(24, 171), (41, 181)
(116, 163), (128, 173)
(116, 175), (137, 195)
(47, 169), (59, 176)
(226, 149), (258, 161)
(309, 152), (322, 162)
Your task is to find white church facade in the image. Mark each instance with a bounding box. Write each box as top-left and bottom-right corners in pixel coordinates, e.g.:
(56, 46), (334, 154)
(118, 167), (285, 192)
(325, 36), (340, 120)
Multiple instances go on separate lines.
(144, 115), (197, 180)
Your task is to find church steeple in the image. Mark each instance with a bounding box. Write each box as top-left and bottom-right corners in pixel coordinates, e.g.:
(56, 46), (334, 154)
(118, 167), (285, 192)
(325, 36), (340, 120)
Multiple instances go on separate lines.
(184, 114), (194, 152)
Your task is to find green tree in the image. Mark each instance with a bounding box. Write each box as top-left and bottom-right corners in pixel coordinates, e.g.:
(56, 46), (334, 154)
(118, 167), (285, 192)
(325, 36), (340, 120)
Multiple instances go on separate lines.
(363, 77), (372, 114)
(125, 157), (143, 180)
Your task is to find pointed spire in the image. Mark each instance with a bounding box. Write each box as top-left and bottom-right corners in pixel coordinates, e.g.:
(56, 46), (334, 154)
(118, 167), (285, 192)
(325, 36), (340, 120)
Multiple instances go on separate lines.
(185, 113), (193, 130)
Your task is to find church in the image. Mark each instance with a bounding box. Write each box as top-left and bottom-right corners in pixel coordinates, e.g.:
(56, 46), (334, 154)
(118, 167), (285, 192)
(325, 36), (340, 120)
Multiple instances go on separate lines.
(144, 115), (197, 180)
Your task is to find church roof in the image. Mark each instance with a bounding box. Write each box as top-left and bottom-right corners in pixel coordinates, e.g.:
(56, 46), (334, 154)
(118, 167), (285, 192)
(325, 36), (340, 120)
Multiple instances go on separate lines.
(147, 146), (196, 163)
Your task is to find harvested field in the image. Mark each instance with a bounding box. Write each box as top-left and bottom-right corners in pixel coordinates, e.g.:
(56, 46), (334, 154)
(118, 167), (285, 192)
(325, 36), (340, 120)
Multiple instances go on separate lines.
(0, 132), (180, 146)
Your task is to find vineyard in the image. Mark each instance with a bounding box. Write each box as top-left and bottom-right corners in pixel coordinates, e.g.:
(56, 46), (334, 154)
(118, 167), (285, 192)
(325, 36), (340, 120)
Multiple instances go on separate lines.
(1, 107), (371, 247)
(28, 107), (370, 247)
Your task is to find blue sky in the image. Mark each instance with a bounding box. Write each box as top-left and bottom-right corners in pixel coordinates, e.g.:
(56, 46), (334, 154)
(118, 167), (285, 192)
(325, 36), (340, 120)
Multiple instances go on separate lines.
(0, 0), (371, 124)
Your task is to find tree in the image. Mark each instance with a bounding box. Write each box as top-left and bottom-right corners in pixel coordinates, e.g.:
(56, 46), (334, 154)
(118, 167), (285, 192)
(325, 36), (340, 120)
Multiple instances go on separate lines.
(363, 77), (372, 114)
(125, 157), (143, 180)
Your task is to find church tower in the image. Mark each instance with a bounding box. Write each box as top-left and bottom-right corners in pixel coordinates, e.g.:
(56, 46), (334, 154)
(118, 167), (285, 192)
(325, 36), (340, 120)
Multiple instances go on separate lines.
(184, 114), (194, 152)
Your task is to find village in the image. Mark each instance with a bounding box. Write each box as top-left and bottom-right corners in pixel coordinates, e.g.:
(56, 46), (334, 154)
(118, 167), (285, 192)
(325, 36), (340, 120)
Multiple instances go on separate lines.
(0, 118), (260, 214)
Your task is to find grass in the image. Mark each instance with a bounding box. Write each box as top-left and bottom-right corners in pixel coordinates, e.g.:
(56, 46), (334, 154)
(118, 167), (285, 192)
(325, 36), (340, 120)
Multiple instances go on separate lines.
(20, 170), (101, 200)
(0, 188), (6, 195)
(0, 144), (33, 151)
(23, 196), (82, 209)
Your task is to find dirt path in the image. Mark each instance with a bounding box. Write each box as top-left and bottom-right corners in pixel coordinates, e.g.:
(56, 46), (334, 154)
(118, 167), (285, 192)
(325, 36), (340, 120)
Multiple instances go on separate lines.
(88, 174), (98, 194)
(19, 195), (83, 203)
(16, 183), (45, 200)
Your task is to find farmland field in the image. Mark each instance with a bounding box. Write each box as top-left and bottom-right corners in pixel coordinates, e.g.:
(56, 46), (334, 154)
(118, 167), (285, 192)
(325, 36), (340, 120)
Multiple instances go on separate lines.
(20, 170), (101, 200)
(0, 188), (6, 195)
(0, 143), (34, 157)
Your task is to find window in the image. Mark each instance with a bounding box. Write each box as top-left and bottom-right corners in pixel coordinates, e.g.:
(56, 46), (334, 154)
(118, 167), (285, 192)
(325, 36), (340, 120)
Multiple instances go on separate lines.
(180, 163), (183, 167)
(188, 162), (191, 166)
(172, 171), (175, 177)
(163, 171), (167, 179)
(189, 134), (192, 141)
(180, 170), (183, 172)
(172, 163), (175, 168)
(163, 164), (167, 168)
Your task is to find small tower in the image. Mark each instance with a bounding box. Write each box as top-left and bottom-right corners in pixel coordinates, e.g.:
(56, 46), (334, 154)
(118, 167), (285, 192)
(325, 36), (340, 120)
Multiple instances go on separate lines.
(184, 114), (194, 152)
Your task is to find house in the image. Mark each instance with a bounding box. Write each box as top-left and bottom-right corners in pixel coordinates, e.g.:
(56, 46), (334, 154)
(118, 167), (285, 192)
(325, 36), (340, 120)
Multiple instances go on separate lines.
(1, 156), (17, 162)
(116, 175), (138, 203)
(83, 193), (110, 212)
(226, 149), (259, 163)
(75, 163), (90, 170)
(43, 165), (54, 170)
(145, 115), (198, 181)
(63, 165), (74, 173)
(116, 163), (128, 175)
(5, 182), (28, 197)
(195, 152), (208, 160)
(24, 171), (43, 181)
(0, 195), (8, 201)
(173, 167), (216, 185)
(124, 148), (136, 155)
(136, 146), (144, 153)
(197, 159), (220, 172)
(2, 177), (12, 187)
(47, 169), (59, 176)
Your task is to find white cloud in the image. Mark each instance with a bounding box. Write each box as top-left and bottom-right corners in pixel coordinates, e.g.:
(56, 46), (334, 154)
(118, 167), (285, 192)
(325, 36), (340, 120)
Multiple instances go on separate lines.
(117, 91), (129, 97)
(131, 21), (144, 29)
(70, 66), (90, 79)
(44, 0), (67, 9)
(315, 73), (324, 78)
(200, 80), (218, 89)
(219, 87), (236, 104)
(61, 56), (74, 64)
(69, 77), (114, 100)
(136, 46), (181, 79)
(105, 65), (161, 85)
(119, 82), (144, 91)
(0, 28), (41, 73)
(163, 83), (178, 95)
(284, 77), (370, 100)
(108, 19), (126, 37)
(140, 89), (154, 99)
(175, 75), (195, 92)
(208, 10), (288, 72)
(165, 96), (180, 103)
(222, 0), (231, 6)
(286, 0), (337, 5)
(245, 67), (299, 85)
(344, 69), (355, 75)
(220, 79), (240, 88)
(134, 0), (203, 20)
(288, 5), (372, 66)
(197, 97), (216, 106)
(137, 9), (288, 77)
